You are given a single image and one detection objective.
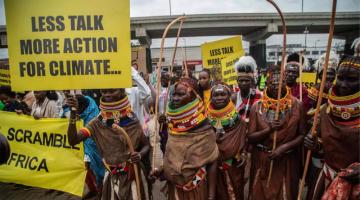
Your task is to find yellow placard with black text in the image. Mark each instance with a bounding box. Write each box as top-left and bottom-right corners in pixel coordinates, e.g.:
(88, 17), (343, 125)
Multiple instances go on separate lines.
(221, 52), (245, 85)
(297, 72), (316, 89)
(0, 60), (10, 86)
(0, 111), (86, 196)
(201, 36), (244, 68)
(4, 0), (131, 91)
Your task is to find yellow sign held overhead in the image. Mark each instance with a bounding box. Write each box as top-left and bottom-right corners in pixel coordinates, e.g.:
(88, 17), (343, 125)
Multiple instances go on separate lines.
(221, 54), (244, 85)
(201, 36), (244, 68)
(0, 111), (86, 196)
(4, 0), (131, 91)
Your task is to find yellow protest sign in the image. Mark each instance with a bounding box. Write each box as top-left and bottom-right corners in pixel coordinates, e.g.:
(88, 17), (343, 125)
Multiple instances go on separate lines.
(4, 0), (131, 91)
(0, 60), (10, 86)
(221, 52), (244, 85)
(297, 72), (316, 89)
(0, 111), (86, 196)
(201, 36), (244, 68)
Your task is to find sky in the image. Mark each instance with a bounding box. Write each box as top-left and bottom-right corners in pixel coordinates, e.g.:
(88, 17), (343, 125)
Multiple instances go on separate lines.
(129, 0), (359, 17)
(1, 0), (359, 24)
(0, 0), (359, 53)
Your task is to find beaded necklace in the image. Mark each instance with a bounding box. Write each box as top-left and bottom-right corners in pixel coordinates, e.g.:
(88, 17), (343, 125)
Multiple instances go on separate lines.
(260, 87), (292, 121)
(167, 97), (206, 134)
(308, 86), (329, 102)
(207, 101), (239, 133)
(327, 88), (360, 127)
(236, 89), (261, 121)
(99, 96), (132, 124)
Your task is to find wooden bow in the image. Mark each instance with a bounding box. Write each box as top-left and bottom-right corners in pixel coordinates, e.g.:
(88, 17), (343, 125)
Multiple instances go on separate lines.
(153, 15), (186, 169)
(163, 17), (185, 116)
(297, 0), (337, 199)
(112, 124), (141, 200)
(265, 0), (287, 187)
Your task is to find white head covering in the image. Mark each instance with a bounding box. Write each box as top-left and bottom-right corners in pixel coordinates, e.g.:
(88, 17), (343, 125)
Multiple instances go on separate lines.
(314, 51), (339, 72)
(351, 37), (360, 56)
(234, 56), (258, 76)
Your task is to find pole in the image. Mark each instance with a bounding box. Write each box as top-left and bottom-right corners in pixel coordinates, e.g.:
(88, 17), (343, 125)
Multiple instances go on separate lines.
(265, 0), (287, 188)
(153, 16), (186, 170)
(297, 0), (337, 199)
(112, 124), (141, 200)
(302, 0), (304, 12)
(299, 51), (303, 102)
(169, 0), (172, 16)
(163, 17), (185, 116)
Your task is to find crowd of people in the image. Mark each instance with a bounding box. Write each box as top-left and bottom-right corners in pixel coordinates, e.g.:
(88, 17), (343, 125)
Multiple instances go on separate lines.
(0, 38), (359, 200)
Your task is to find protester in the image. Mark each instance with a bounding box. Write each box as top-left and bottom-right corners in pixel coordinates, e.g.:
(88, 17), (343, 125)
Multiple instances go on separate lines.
(126, 67), (152, 135)
(67, 88), (150, 199)
(31, 91), (61, 118)
(257, 68), (267, 91)
(0, 100), (4, 110)
(308, 51), (338, 108)
(207, 81), (247, 199)
(233, 56), (262, 122)
(150, 77), (218, 200)
(83, 89), (102, 106)
(304, 55), (360, 199)
(247, 65), (306, 200)
(305, 51), (339, 199)
(16, 91), (35, 110)
(198, 69), (212, 107)
(285, 53), (311, 112)
(0, 86), (27, 113)
(156, 70), (172, 153)
(62, 90), (105, 196)
(0, 132), (10, 165)
(351, 37), (360, 57)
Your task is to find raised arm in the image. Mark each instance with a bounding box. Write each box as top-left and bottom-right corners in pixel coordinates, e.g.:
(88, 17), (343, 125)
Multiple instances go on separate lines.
(66, 96), (87, 146)
(131, 67), (151, 102)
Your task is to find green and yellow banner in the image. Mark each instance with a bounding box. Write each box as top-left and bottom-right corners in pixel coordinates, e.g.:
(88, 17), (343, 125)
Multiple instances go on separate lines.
(0, 111), (86, 196)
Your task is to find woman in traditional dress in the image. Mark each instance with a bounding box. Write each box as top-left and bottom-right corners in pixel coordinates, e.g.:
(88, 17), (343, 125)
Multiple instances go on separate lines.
(232, 56), (262, 123)
(247, 66), (306, 200)
(304, 55), (360, 199)
(151, 77), (219, 200)
(305, 51), (338, 200)
(67, 88), (150, 200)
(207, 82), (247, 199)
(63, 91), (105, 197)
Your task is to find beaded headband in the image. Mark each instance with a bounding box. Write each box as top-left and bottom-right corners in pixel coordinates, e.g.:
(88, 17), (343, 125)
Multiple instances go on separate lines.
(339, 61), (360, 69)
(286, 61), (300, 69)
(211, 83), (232, 94)
(237, 72), (254, 78)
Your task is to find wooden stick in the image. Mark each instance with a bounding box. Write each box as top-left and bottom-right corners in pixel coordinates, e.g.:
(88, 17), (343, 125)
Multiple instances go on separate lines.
(297, 0), (337, 199)
(163, 17), (185, 116)
(182, 47), (189, 78)
(112, 124), (141, 200)
(265, 0), (287, 188)
(299, 51), (303, 102)
(153, 16), (186, 170)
